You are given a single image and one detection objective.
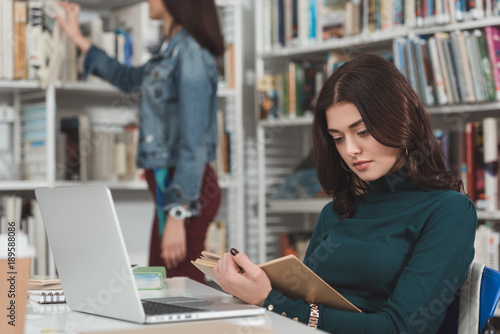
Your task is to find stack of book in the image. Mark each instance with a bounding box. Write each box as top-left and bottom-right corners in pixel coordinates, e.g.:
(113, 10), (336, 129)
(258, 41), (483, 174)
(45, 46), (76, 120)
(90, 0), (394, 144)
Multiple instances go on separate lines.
(27, 275), (65, 304)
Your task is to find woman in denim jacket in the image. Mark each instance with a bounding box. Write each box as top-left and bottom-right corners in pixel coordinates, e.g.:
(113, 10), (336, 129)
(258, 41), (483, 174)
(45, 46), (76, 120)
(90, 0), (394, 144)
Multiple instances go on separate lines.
(57, 0), (224, 283)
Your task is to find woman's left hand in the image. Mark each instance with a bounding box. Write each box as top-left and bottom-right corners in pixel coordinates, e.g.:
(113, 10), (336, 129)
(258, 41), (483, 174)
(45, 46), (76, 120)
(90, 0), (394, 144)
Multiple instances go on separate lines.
(214, 249), (272, 306)
(160, 216), (187, 269)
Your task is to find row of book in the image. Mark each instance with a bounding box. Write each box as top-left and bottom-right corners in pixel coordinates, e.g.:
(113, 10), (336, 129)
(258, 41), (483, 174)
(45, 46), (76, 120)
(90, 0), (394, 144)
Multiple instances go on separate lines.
(4, 102), (143, 182)
(0, 196), (56, 277)
(394, 26), (500, 106)
(261, 0), (360, 50)
(0, 0), (66, 86)
(465, 118), (500, 212)
(434, 117), (500, 213)
(57, 114), (141, 183)
(0, 0), (159, 85)
(257, 51), (385, 119)
(75, 2), (236, 89)
(56, 112), (232, 183)
(4, 105), (233, 183)
(0, 0), (236, 90)
(258, 25), (500, 120)
(260, 0), (500, 51)
(257, 59), (323, 119)
(0, 0), (157, 84)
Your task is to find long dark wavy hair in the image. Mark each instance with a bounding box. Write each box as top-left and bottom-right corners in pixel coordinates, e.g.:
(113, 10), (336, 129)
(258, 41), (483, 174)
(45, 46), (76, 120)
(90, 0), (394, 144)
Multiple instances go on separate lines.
(161, 0), (225, 57)
(312, 54), (464, 219)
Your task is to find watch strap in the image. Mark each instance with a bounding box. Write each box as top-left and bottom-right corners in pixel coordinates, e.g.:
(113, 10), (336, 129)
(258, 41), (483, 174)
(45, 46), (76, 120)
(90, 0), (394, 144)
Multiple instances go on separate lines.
(308, 303), (319, 329)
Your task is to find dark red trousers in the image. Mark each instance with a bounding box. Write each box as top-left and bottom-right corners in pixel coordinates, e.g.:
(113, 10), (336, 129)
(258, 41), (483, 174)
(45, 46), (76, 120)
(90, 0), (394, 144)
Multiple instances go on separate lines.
(145, 165), (221, 284)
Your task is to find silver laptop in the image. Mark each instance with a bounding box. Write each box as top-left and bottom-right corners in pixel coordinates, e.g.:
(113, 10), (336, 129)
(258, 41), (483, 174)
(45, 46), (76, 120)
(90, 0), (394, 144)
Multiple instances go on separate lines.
(34, 186), (264, 324)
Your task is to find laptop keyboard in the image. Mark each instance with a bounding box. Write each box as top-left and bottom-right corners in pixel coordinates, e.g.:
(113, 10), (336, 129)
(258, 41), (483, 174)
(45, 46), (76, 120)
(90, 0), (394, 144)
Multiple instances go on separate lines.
(142, 300), (207, 315)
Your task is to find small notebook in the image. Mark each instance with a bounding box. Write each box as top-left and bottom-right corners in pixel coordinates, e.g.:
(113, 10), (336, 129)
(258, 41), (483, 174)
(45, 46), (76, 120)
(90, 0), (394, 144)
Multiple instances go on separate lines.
(133, 266), (166, 290)
(29, 299), (70, 314)
(28, 289), (66, 304)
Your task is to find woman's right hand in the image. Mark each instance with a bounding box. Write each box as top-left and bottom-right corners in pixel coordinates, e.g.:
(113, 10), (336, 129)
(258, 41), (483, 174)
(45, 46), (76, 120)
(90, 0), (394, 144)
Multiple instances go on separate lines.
(55, 2), (91, 53)
(214, 249), (272, 306)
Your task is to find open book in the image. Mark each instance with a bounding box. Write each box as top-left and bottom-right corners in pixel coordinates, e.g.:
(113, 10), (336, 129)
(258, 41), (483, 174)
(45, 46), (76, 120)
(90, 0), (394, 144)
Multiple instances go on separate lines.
(191, 251), (361, 313)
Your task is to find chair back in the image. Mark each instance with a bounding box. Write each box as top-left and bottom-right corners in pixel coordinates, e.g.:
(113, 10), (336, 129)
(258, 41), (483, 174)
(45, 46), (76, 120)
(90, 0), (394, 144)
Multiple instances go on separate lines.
(458, 262), (485, 333)
(479, 266), (500, 332)
(439, 263), (500, 334)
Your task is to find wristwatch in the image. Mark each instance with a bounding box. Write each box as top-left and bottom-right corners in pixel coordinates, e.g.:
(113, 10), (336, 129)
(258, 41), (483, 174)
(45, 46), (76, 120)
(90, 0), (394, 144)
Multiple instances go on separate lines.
(308, 303), (319, 329)
(169, 206), (192, 220)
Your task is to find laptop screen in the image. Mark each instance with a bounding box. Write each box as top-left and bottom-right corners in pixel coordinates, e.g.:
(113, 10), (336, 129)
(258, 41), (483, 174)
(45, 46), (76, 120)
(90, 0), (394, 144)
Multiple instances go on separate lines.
(35, 186), (146, 323)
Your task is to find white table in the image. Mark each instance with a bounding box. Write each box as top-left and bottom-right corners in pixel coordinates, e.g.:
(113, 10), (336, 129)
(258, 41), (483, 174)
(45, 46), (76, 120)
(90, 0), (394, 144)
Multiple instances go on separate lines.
(25, 277), (323, 333)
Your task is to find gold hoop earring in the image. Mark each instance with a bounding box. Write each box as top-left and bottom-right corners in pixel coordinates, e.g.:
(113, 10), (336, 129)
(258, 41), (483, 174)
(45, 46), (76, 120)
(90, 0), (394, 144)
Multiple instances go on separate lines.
(340, 160), (351, 172)
(405, 148), (409, 158)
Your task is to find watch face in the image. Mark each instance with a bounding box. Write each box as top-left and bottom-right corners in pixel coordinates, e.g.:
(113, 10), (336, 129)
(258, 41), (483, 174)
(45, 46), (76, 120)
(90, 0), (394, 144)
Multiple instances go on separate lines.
(170, 206), (186, 219)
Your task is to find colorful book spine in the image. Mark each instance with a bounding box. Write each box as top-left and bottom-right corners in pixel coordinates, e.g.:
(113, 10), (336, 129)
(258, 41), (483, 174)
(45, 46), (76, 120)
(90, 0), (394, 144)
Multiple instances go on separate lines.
(474, 29), (497, 102)
(427, 36), (448, 105)
(405, 38), (421, 96)
(434, 33), (455, 104)
(278, 0), (285, 46)
(308, 0), (317, 41)
(393, 38), (406, 76)
(27, 0), (44, 80)
(405, 0), (417, 28)
(455, 0), (466, 21)
(416, 0), (424, 26)
(465, 122), (477, 202)
(433, 129), (449, 169)
(466, 30), (487, 102)
(475, 121), (486, 210)
(483, 117), (500, 211)
(484, 26), (500, 101)
(13, 0), (27, 79)
(394, 0), (404, 26)
(445, 36), (462, 103)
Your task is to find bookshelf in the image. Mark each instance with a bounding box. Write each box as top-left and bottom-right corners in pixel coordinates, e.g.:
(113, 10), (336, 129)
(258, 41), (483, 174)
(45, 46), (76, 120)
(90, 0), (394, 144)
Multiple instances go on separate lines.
(0, 0), (245, 272)
(255, 0), (500, 264)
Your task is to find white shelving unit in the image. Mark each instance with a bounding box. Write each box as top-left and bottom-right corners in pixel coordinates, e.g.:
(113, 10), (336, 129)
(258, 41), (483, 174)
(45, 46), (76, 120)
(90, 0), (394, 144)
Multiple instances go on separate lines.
(254, 0), (500, 263)
(257, 116), (319, 262)
(215, 0), (246, 253)
(0, 0), (246, 255)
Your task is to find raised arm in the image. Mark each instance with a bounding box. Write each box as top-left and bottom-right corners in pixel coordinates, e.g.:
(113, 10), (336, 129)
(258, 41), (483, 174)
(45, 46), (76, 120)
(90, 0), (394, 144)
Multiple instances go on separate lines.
(56, 2), (145, 92)
(55, 2), (91, 54)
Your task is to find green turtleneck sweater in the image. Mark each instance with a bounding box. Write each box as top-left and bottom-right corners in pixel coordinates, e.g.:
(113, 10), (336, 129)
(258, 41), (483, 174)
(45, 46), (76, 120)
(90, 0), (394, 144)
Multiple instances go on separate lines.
(263, 171), (477, 333)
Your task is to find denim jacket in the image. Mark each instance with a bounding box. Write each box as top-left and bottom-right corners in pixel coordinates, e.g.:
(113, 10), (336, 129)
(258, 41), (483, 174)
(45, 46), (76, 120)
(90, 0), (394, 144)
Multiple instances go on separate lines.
(83, 28), (219, 214)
